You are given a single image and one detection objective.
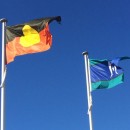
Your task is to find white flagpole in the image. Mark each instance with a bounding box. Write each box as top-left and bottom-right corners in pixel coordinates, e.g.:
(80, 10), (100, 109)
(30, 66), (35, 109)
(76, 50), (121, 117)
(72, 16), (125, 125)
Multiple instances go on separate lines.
(82, 51), (93, 130)
(0, 18), (7, 130)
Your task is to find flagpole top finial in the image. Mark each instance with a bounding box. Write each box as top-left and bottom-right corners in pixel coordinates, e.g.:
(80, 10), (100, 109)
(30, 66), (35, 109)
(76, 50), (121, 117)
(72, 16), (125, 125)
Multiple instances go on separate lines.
(0, 18), (7, 23)
(82, 51), (88, 56)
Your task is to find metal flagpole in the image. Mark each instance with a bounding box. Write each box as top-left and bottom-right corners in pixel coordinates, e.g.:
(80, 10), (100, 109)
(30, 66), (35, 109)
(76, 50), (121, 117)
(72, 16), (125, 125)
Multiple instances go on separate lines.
(0, 18), (7, 130)
(82, 51), (93, 130)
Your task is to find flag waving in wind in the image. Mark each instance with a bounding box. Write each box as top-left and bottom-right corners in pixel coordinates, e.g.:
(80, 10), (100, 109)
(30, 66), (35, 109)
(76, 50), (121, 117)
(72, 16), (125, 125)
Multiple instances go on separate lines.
(90, 57), (130, 91)
(6, 16), (61, 64)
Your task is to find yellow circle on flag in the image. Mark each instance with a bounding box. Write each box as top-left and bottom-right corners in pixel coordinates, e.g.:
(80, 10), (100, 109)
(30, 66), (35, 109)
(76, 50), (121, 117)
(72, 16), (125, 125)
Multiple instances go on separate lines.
(20, 25), (40, 47)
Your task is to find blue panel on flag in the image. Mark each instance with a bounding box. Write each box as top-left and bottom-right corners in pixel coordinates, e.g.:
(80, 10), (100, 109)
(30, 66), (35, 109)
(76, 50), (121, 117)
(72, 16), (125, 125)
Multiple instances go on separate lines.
(90, 60), (123, 83)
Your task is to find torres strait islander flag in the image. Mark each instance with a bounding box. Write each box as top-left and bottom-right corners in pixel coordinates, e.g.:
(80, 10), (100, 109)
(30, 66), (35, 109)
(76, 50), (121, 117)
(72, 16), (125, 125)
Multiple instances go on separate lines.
(90, 57), (130, 91)
(6, 16), (61, 64)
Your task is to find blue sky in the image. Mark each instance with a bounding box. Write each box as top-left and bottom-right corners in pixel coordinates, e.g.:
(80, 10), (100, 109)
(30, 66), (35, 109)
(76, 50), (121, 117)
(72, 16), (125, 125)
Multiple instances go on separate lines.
(0, 0), (130, 130)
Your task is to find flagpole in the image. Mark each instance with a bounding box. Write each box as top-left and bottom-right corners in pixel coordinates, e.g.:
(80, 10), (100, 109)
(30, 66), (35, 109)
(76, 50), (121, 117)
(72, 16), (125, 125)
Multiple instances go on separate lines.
(0, 18), (7, 130)
(82, 51), (93, 130)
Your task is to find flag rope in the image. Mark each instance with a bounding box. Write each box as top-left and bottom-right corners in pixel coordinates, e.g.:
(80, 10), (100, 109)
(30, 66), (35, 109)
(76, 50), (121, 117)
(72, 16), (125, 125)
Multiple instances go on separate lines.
(0, 67), (7, 88)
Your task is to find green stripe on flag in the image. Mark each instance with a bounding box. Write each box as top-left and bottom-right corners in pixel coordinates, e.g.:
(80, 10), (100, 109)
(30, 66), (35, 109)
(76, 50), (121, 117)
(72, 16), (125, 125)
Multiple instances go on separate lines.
(92, 74), (124, 90)
(90, 59), (107, 66)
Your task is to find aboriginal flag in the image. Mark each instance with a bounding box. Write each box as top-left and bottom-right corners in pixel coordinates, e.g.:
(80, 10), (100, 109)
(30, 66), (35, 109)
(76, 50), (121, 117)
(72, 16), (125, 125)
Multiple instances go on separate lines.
(6, 16), (61, 64)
